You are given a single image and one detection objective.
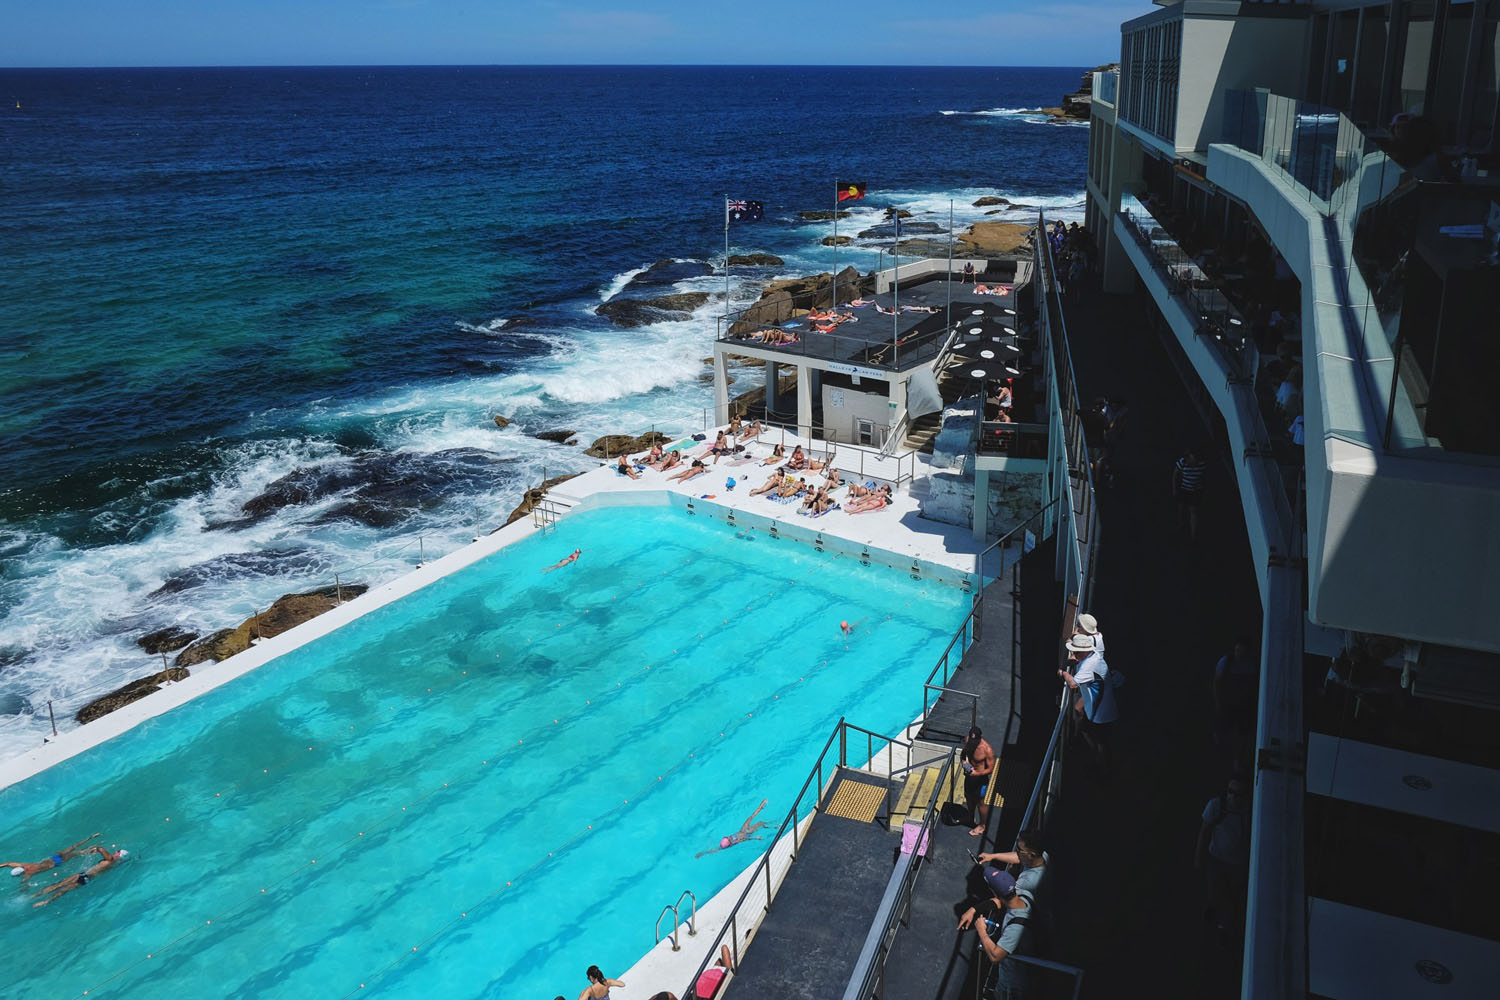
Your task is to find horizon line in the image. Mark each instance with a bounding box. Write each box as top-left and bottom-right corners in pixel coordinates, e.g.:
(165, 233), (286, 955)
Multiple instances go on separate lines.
(1, 62), (1111, 72)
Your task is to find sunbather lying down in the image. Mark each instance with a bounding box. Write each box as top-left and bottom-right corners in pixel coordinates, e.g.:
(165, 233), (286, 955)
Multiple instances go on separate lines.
(846, 484), (893, 513)
(668, 459), (709, 482)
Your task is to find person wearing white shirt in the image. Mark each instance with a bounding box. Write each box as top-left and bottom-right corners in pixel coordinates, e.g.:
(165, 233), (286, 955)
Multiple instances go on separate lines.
(1075, 612), (1104, 653)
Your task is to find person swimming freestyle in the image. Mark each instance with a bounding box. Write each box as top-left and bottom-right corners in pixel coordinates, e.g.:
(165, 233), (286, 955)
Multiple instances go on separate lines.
(696, 799), (770, 857)
(4, 833), (101, 879)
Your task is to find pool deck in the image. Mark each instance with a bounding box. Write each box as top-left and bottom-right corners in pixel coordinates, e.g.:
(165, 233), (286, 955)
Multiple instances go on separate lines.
(551, 426), (1005, 585)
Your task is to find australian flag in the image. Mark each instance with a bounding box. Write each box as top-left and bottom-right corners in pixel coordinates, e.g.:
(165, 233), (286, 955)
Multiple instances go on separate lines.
(727, 199), (764, 222)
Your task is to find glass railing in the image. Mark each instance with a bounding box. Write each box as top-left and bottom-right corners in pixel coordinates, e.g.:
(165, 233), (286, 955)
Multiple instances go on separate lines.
(1094, 69), (1117, 108)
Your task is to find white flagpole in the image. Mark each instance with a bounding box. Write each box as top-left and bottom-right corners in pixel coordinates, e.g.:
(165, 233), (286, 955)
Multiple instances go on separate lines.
(832, 183), (839, 310)
(893, 205), (900, 368)
(724, 194), (731, 319)
(946, 198), (954, 332)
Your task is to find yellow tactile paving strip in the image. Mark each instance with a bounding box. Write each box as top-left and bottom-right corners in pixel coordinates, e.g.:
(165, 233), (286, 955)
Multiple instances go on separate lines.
(824, 779), (888, 823)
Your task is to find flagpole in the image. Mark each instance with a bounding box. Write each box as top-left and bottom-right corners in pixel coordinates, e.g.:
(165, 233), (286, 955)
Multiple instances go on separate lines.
(724, 193), (731, 320)
(893, 204), (900, 368)
(831, 183), (839, 311)
(946, 198), (954, 333)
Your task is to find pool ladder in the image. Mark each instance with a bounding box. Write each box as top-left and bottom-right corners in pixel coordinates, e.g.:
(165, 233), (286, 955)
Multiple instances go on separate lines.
(654, 890), (698, 951)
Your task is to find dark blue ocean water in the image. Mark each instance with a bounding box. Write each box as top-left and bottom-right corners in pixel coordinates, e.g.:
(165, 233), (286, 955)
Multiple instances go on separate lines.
(0, 66), (1088, 749)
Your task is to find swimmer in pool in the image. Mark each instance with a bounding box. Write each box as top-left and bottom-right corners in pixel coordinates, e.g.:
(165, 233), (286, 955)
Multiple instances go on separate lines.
(31, 845), (127, 907)
(4, 833), (101, 880)
(695, 799), (770, 858)
(543, 549), (582, 572)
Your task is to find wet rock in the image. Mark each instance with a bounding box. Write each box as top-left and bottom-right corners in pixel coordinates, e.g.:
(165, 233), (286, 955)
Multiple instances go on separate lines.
(237, 449), (510, 530)
(884, 208), (914, 219)
(797, 210), (851, 221)
(175, 584), (370, 668)
(148, 547), (319, 599)
(584, 431), (672, 460)
(75, 668), (191, 724)
(973, 196), (1011, 207)
(726, 267), (866, 337)
(596, 292), (711, 328)
(503, 473), (585, 527)
(857, 221), (944, 238)
(494, 414), (512, 428)
(136, 627), (200, 654)
(533, 430), (578, 444)
(626, 259), (714, 289)
(821, 236), (852, 247)
(727, 253), (784, 267)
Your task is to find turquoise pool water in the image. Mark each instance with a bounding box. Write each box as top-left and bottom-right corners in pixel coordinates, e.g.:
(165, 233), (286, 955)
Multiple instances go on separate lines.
(0, 506), (970, 998)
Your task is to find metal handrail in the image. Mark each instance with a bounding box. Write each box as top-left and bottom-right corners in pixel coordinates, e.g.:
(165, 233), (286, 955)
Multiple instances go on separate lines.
(678, 718), (912, 997)
(975, 497), (1060, 578)
(840, 748), (959, 1000)
(655, 905), (683, 951)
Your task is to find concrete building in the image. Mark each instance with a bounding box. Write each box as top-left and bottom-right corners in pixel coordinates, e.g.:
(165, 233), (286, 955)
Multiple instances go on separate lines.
(1088, 2), (1500, 998)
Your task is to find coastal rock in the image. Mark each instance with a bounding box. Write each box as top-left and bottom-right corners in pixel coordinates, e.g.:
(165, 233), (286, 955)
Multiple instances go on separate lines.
(726, 267), (865, 337)
(494, 414), (512, 428)
(75, 668), (191, 725)
(857, 221), (944, 238)
(583, 431), (671, 460)
(797, 210), (851, 221)
(727, 253), (784, 267)
(595, 291), (711, 328)
(236, 449), (510, 530)
(503, 473), (584, 527)
(627, 259), (714, 289)
(821, 236), (852, 247)
(959, 221), (1034, 254)
(175, 584), (371, 668)
(973, 196), (1011, 207)
(136, 626), (200, 654)
(148, 546), (319, 599)
(884, 208), (914, 220)
(533, 429), (578, 444)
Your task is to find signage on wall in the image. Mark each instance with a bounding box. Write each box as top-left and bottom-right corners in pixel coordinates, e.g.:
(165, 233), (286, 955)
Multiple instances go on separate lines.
(827, 361), (886, 380)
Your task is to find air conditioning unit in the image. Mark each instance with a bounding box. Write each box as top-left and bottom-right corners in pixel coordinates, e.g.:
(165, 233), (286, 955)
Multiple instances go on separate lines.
(855, 418), (877, 446)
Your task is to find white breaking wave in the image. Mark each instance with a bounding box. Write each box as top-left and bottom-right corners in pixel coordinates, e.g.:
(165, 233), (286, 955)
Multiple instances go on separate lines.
(0, 175), (1079, 764)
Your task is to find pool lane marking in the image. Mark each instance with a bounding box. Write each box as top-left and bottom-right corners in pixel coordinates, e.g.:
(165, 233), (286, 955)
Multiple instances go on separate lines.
(69, 547), (923, 995)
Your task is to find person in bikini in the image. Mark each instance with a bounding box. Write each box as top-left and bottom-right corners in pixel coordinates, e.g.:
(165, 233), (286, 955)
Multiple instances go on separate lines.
(786, 445), (807, 470)
(543, 549), (582, 572)
(696, 800), (770, 857)
(5, 833), (100, 879)
(578, 965), (625, 1000)
(750, 470), (790, 497)
(659, 450), (683, 472)
(760, 443), (785, 466)
(668, 459), (709, 483)
(31, 845), (128, 907)
(737, 419), (761, 443)
(846, 485), (892, 512)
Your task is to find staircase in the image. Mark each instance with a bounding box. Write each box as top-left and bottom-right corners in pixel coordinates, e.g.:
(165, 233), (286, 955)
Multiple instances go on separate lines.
(902, 368), (976, 454)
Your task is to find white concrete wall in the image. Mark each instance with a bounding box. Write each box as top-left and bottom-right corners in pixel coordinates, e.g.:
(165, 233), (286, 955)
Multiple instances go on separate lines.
(822, 384), (891, 445)
(1207, 144), (1500, 654)
(1177, 14), (1308, 153)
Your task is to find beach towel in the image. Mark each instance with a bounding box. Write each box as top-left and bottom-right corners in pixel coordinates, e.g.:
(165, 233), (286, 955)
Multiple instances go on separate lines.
(724, 456), (757, 467)
(767, 490), (806, 504)
(900, 821), (931, 857)
(797, 502), (840, 518)
(847, 499), (888, 514)
(665, 440), (696, 452)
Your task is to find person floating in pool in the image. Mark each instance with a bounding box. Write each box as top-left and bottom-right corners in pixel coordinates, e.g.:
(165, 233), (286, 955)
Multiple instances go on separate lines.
(543, 549), (582, 573)
(31, 845), (128, 907)
(5, 833), (102, 880)
(696, 799), (770, 858)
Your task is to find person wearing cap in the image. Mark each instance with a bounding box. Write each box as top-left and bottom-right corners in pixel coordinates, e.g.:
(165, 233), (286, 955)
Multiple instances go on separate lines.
(1074, 612), (1104, 653)
(694, 799), (770, 858)
(31, 845), (128, 907)
(961, 726), (997, 838)
(1059, 633), (1120, 777)
(961, 868), (1035, 996)
(3, 832), (100, 880)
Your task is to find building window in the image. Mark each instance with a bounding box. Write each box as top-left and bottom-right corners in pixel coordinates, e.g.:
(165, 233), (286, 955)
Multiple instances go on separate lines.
(1473, 8), (1500, 151)
(1329, 9), (1360, 112)
(1431, 2), (1475, 145)
(1396, 2), (1438, 116)
(1351, 6), (1389, 126)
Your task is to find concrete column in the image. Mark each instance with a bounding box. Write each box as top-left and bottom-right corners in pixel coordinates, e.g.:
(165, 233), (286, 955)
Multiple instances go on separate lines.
(765, 360), (779, 416)
(796, 364), (813, 440)
(886, 376), (907, 429)
(712, 348), (731, 426)
(973, 467), (990, 541)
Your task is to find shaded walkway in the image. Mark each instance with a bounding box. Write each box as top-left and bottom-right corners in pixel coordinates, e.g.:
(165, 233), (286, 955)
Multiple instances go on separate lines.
(1045, 282), (1263, 997)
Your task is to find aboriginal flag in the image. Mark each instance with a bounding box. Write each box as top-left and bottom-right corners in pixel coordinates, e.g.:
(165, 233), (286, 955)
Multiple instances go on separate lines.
(837, 181), (867, 202)
(727, 199), (764, 222)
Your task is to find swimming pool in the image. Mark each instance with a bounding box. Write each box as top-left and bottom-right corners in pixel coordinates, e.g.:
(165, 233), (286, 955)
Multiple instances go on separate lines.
(0, 506), (970, 998)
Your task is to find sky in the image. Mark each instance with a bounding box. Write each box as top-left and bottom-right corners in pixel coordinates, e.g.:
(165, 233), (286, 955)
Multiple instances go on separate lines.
(4, 1), (1141, 68)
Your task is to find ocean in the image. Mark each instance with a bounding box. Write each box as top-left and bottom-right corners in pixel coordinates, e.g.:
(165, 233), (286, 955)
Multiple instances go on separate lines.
(0, 65), (1089, 759)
